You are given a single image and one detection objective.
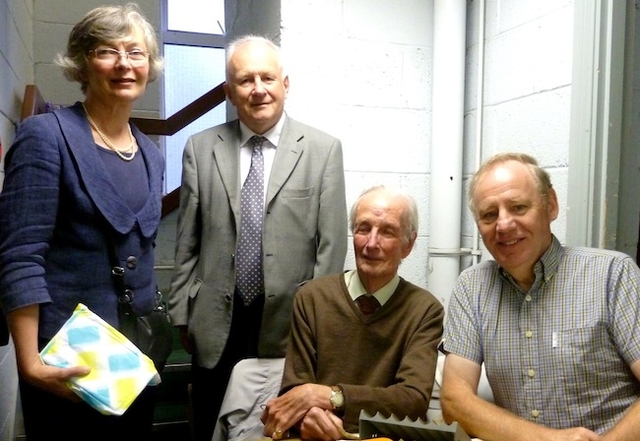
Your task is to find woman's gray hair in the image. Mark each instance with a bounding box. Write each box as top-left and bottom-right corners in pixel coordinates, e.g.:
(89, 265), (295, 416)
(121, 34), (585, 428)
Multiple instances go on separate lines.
(349, 185), (419, 246)
(55, 3), (163, 93)
(467, 152), (553, 218)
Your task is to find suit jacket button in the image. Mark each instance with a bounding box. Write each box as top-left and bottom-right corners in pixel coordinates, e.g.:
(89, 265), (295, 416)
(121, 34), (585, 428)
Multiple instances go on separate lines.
(122, 289), (134, 302)
(225, 294), (233, 302)
(126, 256), (138, 269)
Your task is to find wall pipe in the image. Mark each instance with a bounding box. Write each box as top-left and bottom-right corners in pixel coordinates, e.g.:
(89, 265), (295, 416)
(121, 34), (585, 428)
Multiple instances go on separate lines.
(427, 0), (467, 310)
(471, 0), (486, 266)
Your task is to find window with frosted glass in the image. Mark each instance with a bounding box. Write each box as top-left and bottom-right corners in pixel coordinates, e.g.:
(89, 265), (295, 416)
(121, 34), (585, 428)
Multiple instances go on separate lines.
(163, 0), (226, 193)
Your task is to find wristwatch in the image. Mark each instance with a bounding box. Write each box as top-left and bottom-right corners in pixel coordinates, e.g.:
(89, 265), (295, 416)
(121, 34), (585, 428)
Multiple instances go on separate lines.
(330, 386), (345, 412)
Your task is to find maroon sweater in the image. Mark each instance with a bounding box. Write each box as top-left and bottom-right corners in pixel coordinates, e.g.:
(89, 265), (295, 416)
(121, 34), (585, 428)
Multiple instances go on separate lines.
(280, 273), (444, 431)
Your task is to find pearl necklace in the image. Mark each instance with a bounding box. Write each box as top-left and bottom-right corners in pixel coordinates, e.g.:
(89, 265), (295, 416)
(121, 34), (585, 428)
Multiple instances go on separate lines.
(82, 103), (136, 161)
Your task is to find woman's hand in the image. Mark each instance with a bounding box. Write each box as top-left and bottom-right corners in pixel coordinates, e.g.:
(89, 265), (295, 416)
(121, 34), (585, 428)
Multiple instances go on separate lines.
(8, 304), (90, 401)
(20, 358), (90, 401)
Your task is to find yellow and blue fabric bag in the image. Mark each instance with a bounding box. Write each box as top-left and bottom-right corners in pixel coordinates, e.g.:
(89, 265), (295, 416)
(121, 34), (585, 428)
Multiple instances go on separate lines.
(40, 303), (161, 415)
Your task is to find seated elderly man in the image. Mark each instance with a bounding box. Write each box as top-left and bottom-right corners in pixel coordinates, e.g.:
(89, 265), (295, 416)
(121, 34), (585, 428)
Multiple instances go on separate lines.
(261, 185), (444, 441)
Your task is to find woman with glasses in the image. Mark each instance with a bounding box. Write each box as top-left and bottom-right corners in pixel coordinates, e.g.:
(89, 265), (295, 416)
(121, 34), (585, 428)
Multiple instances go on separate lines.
(0, 4), (164, 439)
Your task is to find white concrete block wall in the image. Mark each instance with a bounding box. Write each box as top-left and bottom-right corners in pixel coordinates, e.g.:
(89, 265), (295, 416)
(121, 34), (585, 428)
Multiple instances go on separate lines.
(0, 0), (34, 181)
(281, 0), (574, 288)
(0, 0), (34, 438)
(462, 0), (574, 271)
(281, 0), (434, 287)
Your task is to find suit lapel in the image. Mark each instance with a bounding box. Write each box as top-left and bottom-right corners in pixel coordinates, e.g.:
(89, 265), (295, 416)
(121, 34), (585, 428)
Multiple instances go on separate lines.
(267, 117), (302, 206)
(53, 104), (161, 237)
(213, 122), (242, 220)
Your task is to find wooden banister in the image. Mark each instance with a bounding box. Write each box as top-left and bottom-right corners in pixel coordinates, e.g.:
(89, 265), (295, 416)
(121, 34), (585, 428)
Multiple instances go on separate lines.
(20, 84), (48, 122)
(162, 186), (181, 218)
(20, 83), (227, 217)
(130, 83), (226, 135)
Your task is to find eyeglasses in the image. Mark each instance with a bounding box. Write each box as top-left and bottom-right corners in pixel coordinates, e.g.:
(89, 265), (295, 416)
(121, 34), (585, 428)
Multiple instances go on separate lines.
(88, 48), (149, 63)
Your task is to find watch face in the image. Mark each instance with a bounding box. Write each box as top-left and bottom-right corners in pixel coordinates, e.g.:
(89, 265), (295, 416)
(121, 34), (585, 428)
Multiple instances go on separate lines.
(331, 388), (344, 408)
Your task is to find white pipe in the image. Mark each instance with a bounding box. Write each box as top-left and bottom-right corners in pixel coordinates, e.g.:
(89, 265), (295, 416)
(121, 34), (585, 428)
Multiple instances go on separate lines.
(427, 0), (467, 310)
(472, 0), (486, 265)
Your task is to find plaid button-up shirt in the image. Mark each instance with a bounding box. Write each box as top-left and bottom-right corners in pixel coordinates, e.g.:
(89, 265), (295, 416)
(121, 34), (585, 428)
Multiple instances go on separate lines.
(442, 236), (640, 433)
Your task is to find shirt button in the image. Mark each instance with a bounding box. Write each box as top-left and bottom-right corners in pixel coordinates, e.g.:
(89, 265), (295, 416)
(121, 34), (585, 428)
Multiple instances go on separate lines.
(528, 369), (535, 377)
(531, 410), (540, 418)
(525, 294), (532, 301)
(525, 330), (533, 338)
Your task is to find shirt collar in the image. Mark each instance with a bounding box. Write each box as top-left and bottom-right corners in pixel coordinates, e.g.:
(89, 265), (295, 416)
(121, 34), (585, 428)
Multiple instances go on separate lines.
(344, 269), (400, 307)
(499, 234), (562, 291)
(538, 235), (562, 280)
(239, 112), (286, 148)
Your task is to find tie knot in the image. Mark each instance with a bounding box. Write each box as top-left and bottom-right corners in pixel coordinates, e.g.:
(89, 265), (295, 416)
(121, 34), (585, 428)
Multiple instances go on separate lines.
(250, 135), (266, 150)
(357, 294), (380, 315)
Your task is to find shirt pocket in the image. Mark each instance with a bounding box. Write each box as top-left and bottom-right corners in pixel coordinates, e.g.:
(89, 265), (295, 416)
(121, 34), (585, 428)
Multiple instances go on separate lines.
(557, 323), (613, 419)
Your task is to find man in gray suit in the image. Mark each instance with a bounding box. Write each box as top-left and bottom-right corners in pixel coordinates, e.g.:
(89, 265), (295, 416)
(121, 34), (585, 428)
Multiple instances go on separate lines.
(167, 35), (348, 441)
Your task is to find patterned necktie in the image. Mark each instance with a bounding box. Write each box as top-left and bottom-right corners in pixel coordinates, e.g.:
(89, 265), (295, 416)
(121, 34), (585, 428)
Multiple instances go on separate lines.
(357, 294), (380, 315)
(236, 136), (266, 305)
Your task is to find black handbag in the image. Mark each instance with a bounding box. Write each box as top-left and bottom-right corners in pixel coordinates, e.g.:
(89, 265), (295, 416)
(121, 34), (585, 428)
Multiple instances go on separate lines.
(106, 236), (173, 372)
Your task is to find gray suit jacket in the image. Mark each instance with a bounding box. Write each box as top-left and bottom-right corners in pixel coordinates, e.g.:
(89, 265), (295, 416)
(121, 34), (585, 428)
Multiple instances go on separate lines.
(168, 116), (348, 368)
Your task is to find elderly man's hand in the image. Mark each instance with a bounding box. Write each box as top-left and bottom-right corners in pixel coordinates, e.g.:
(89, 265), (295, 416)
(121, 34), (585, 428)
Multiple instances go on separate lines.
(261, 383), (334, 438)
(299, 407), (348, 441)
